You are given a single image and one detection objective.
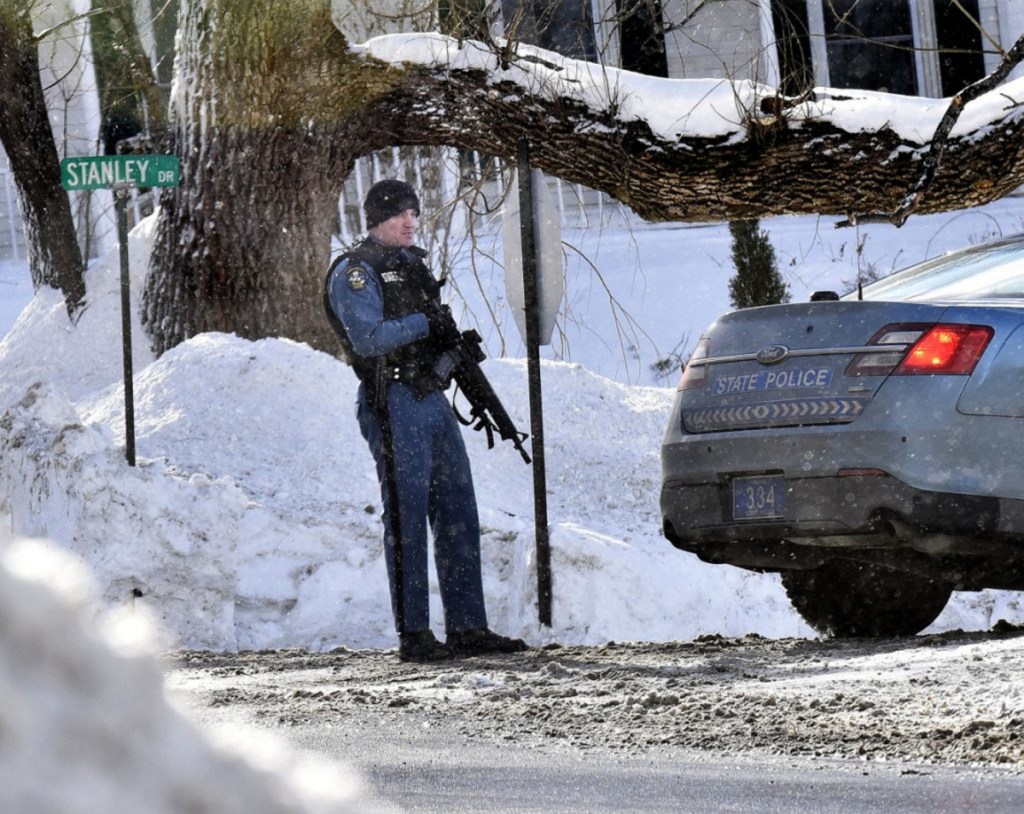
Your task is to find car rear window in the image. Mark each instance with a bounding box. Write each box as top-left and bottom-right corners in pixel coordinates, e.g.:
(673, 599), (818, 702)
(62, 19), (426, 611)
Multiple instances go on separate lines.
(855, 241), (1024, 302)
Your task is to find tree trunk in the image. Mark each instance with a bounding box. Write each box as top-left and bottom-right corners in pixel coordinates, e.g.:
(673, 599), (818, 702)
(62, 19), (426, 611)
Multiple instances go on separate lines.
(143, 0), (356, 356)
(142, 0), (1024, 355)
(144, 129), (343, 355)
(0, 3), (85, 314)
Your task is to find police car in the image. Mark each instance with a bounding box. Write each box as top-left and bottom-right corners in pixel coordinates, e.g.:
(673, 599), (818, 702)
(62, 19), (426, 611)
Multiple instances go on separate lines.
(661, 234), (1024, 637)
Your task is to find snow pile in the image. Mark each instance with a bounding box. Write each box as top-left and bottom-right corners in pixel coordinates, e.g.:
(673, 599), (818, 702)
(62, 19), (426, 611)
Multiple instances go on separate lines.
(0, 325), (811, 649)
(0, 381), (245, 648)
(0, 211), (155, 409)
(361, 32), (759, 141)
(0, 536), (375, 814)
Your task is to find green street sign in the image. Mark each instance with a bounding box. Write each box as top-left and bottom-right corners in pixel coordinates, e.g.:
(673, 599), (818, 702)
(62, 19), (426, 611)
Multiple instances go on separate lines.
(60, 154), (180, 191)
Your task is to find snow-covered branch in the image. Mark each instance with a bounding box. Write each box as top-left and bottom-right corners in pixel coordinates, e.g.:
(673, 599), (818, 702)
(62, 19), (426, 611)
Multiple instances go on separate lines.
(346, 33), (1024, 222)
(838, 31), (1024, 228)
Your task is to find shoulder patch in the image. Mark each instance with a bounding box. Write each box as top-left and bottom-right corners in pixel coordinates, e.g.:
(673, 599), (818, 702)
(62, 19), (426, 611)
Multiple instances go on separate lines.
(346, 267), (368, 291)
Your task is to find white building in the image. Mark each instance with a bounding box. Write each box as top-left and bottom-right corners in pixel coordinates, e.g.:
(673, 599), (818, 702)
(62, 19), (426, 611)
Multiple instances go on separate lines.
(506, 0), (1024, 94)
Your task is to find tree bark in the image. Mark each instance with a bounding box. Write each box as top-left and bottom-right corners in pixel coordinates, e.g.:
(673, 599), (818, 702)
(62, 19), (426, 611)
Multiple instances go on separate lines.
(351, 65), (1024, 223)
(144, 0), (1024, 355)
(0, 3), (85, 314)
(143, 1), (355, 356)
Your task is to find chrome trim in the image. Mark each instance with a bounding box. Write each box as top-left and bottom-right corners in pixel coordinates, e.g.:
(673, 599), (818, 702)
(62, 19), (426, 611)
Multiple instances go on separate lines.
(688, 344), (910, 367)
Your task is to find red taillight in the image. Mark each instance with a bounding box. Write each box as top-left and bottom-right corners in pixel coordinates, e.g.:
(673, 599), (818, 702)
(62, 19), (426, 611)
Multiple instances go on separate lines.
(894, 324), (993, 375)
(677, 338), (710, 390)
(845, 324), (929, 377)
(846, 322), (993, 377)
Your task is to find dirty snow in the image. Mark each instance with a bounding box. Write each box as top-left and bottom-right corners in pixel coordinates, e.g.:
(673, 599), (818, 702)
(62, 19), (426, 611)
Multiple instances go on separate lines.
(166, 627), (1024, 770)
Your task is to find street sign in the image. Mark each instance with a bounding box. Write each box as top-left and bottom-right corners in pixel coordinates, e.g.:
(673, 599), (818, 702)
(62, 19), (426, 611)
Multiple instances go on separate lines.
(60, 154), (180, 191)
(503, 167), (564, 346)
(58, 153), (181, 465)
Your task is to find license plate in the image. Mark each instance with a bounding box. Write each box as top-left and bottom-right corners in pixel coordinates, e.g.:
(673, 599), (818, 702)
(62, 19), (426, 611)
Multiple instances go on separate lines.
(732, 475), (784, 520)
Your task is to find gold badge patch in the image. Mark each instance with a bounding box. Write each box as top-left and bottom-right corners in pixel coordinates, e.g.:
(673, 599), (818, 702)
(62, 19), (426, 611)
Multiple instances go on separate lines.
(346, 267), (367, 291)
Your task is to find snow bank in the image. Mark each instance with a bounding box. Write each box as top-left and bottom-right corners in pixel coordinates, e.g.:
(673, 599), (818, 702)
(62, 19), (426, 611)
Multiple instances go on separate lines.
(0, 537), (374, 813)
(0, 327), (812, 650)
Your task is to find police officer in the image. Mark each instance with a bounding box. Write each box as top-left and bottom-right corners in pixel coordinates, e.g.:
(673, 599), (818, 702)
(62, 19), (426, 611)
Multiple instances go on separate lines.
(325, 179), (529, 662)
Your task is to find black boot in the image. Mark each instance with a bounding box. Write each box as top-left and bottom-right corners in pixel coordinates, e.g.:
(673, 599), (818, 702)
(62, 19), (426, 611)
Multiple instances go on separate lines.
(398, 630), (454, 663)
(448, 628), (529, 656)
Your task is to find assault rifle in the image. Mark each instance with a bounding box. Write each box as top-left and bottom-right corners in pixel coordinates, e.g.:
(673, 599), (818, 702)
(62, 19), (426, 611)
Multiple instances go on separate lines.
(422, 297), (532, 464)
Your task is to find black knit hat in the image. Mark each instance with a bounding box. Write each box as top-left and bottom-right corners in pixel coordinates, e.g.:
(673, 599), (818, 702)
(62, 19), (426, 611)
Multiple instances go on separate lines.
(364, 179), (420, 229)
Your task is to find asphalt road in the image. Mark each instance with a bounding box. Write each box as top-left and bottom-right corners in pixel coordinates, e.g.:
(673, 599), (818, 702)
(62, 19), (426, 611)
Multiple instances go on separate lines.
(167, 632), (1024, 812)
(284, 716), (1024, 813)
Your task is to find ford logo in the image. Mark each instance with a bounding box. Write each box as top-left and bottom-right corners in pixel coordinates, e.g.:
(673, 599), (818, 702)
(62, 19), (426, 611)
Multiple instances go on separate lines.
(755, 344), (790, 365)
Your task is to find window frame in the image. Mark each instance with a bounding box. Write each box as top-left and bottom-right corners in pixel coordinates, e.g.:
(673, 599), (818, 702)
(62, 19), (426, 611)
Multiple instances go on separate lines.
(771, 0), (973, 98)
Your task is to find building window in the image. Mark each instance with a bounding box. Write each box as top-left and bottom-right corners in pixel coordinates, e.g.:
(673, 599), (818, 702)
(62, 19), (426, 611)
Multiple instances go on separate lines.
(616, 0), (669, 77)
(501, 0), (598, 61)
(822, 0), (917, 95)
(770, 0), (814, 96)
(933, 0), (986, 96)
(770, 0), (990, 98)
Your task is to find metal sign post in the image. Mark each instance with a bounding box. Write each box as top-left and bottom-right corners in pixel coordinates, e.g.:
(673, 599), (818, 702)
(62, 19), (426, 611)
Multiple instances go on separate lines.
(113, 186), (137, 465)
(501, 138), (561, 622)
(61, 154), (181, 466)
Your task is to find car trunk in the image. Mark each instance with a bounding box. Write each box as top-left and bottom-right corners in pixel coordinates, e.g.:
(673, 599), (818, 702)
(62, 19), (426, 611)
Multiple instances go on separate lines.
(679, 301), (945, 434)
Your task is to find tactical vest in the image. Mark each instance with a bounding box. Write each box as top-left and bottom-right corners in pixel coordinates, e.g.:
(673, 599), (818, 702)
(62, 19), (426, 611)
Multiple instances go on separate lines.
(324, 237), (443, 386)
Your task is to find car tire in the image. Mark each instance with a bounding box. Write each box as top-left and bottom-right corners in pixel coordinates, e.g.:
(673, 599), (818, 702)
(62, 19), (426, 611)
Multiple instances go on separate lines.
(780, 559), (953, 638)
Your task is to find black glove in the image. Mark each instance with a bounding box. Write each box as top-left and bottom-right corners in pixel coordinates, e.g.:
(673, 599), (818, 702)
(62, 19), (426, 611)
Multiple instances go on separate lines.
(425, 301), (459, 346)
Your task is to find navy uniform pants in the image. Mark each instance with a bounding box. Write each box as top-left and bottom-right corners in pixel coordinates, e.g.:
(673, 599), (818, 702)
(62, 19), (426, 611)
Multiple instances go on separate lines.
(357, 381), (488, 635)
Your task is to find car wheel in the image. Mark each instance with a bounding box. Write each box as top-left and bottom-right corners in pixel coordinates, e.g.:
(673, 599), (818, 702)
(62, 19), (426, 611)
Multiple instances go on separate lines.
(780, 559), (953, 638)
